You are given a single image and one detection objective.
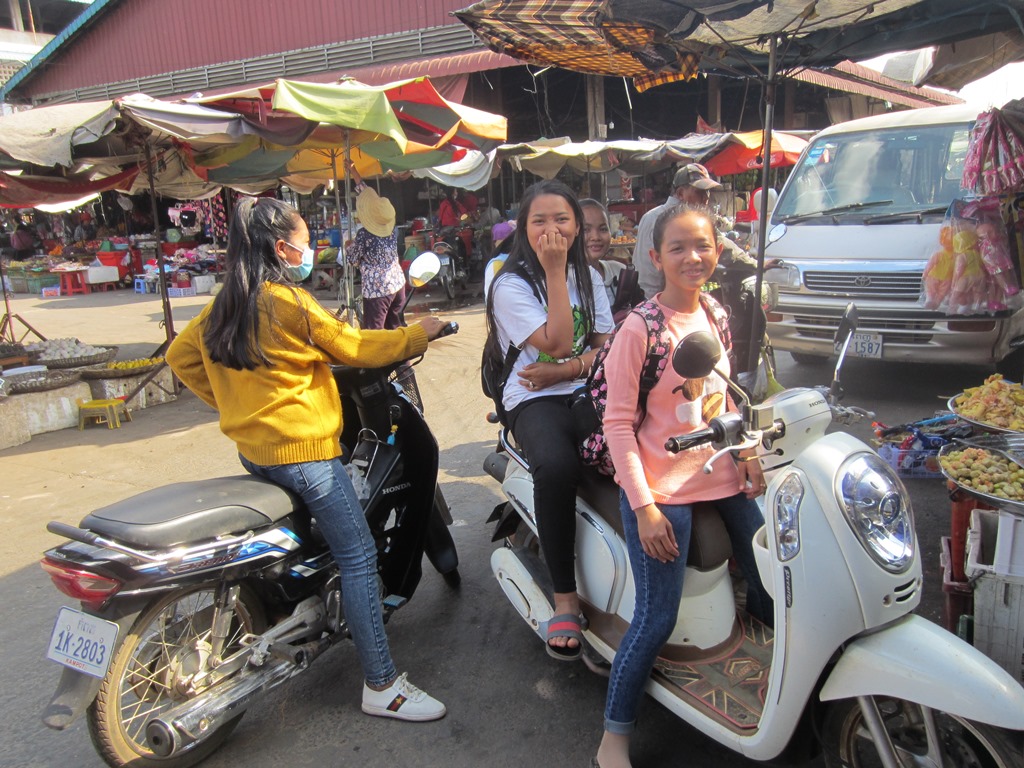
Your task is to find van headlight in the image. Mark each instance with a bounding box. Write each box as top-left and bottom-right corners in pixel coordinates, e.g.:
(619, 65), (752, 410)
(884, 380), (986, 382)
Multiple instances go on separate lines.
(764, 262), (801, 290)
(835, 453), (915, 573)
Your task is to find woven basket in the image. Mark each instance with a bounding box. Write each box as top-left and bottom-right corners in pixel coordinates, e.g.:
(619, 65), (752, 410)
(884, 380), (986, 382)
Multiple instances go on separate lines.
(30, 346), (118, 370)
(80, 361), (163, 380)
(5, 369), (83, 394)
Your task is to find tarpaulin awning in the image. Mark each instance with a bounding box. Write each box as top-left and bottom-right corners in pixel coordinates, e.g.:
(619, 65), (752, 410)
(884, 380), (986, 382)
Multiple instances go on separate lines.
(702, 130), (807, 175)
(0, 165), (138, 208)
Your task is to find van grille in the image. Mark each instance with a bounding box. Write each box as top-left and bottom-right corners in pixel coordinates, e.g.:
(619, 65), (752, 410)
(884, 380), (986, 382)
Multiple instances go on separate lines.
(794, 315), (936, 345)
(803, 271), (922, 298)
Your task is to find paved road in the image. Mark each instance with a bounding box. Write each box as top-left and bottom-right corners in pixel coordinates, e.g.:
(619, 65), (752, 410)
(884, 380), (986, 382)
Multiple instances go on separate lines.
(0, 286), (993, 768)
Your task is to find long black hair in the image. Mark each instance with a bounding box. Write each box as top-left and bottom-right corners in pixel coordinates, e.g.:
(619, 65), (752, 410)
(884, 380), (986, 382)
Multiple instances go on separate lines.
(204, 197), (304, 369)
(483, 179), (597, 366)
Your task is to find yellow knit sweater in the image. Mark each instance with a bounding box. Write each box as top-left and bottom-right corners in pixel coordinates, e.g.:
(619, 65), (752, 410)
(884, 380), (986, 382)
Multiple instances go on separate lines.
(167, 283), (428, 466)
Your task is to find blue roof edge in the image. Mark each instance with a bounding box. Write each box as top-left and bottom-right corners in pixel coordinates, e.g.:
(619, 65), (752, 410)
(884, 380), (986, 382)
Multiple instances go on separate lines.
(1, 0), (118, 103)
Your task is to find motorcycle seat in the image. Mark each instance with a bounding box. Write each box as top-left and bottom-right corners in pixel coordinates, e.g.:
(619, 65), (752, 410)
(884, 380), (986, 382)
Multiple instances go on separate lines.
(79, 475), (300, 549)
(577, 467), (732, 570)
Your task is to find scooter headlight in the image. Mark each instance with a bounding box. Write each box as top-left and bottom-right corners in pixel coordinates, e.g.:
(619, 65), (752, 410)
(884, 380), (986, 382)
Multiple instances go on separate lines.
(835, 452), (915, 573)
(773, 472), (804, 561)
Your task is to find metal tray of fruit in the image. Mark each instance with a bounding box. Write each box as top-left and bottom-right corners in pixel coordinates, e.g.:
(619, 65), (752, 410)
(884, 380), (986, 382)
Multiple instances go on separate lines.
(937, 439), (1024, 514)
(947, 394), (1022, 434)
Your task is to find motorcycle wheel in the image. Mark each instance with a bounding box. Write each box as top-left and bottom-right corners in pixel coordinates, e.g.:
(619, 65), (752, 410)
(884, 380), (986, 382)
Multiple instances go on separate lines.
(822, 696), (1024, 768)
(88, 585), (265, 768)
(440, 263), (456, 300)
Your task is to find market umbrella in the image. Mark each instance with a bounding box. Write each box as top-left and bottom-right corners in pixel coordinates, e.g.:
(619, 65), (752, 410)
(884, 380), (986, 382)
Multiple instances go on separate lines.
(0, 94), (284, 347)
(456, 0), (1024, 370)
(701, 130), (808, 176)
(196, 76), (507, 319)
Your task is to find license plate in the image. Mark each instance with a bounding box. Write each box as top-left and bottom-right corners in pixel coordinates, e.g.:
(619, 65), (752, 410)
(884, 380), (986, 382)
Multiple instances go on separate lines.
(437, 255), (451, 266)
(837, 331), (883, 359)
(46, 607), (118, 678)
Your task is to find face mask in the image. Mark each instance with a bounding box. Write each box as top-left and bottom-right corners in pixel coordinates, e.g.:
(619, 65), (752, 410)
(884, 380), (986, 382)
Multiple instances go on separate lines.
(283, 242), (314, 281)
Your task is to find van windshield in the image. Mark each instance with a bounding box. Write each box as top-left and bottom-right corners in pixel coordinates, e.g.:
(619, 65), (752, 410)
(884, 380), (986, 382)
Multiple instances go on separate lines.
(773, 122), (971, 222)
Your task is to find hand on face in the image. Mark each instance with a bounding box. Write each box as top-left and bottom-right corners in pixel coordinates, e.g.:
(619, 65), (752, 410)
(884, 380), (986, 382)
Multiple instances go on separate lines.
(526, 193), (578, 274)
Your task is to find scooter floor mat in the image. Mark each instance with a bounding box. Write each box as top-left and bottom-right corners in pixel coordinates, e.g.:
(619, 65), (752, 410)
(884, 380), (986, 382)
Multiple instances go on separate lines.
(653, 615), (773, 731)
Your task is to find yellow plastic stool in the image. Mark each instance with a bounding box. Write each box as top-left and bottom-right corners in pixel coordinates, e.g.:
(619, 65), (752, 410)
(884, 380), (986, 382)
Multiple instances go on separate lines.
(77, 398), (131, 429)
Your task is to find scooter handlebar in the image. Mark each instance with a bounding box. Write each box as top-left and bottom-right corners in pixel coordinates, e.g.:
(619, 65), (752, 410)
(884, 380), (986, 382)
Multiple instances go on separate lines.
(437, 321), (459, 338)
(666, 427), (716, 453)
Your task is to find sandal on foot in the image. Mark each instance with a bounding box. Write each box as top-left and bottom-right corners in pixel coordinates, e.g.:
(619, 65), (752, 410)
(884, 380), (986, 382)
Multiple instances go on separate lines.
(546, 613), (583, 661)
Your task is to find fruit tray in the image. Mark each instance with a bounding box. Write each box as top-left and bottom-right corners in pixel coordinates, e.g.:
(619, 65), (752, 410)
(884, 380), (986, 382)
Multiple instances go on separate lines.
(4, 369), (83, 394)
(947, 393), (1023, 435)
(29, 346), (118, 370)
(938, 438), (1024, 514)
(80, 361), (164, 380)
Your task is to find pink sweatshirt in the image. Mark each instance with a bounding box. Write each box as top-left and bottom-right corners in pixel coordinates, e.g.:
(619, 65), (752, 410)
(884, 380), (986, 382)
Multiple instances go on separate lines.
(604, 297), (742, 511)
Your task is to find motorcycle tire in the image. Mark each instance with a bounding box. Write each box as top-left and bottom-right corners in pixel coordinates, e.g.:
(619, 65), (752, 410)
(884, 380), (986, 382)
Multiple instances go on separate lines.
(88, 584), (265, 768)
(440, 264), (456, 300)
(821, 696), (1024, 768)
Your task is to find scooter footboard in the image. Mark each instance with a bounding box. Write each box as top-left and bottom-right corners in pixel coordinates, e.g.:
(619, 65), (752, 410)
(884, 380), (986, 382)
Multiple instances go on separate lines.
(820, 614), (1024, 730)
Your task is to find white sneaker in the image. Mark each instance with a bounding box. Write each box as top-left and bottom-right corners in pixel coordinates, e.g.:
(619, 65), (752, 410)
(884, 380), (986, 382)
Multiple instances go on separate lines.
(361, 672), (446, 722)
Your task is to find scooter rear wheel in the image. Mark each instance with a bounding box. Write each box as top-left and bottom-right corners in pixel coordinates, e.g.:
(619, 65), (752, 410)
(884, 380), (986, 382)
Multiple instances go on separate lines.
(88, 584), (264, 768)
(822, 696), (1024, 768)
(440, 263), (456, 300)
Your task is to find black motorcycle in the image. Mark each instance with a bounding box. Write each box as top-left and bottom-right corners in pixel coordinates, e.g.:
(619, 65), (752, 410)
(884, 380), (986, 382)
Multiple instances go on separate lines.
(39, 257), (459, 768)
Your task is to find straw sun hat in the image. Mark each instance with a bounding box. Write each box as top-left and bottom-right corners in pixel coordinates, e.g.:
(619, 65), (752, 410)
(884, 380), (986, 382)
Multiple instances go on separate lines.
(356, 187), (396, 238)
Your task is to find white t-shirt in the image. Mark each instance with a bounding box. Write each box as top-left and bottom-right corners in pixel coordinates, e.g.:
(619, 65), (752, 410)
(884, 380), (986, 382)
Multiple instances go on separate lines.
(493, 267), (614, 411)
(597, 259), (626, 307)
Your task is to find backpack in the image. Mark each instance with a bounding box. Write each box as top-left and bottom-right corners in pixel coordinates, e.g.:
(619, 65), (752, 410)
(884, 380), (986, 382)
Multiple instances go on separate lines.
(481, 342), (523, 428)
(571, 293), (731, 476)
(481, 271), (545, 427)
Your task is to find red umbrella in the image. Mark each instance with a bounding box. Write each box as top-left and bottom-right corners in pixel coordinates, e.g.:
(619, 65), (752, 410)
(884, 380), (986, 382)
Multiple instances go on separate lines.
(702, 130), (807, 176)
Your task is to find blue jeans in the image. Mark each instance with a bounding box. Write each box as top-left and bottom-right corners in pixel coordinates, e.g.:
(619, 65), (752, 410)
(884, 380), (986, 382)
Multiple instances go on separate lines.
(603, 490), (772, 733)
(239, 455), (397, 688)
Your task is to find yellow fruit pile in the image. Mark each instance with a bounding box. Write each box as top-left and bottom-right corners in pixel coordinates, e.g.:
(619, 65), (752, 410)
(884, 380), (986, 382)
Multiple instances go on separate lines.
(939, 446), (1024, 500)
(951, 374), (1024, 431)
(106, 356), (164, 370)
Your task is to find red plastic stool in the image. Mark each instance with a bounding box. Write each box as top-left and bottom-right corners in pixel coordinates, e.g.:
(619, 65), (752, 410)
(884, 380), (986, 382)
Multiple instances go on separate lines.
(58, 270), (90, 296)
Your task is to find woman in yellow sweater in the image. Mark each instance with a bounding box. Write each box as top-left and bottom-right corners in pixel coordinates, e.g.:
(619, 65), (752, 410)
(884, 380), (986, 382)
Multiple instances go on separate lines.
(167, 197), (451, 722)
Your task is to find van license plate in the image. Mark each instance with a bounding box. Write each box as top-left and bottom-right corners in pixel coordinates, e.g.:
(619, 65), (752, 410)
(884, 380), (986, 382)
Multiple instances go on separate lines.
(46, 607), (118, 678)
(837, 332), (883, 359)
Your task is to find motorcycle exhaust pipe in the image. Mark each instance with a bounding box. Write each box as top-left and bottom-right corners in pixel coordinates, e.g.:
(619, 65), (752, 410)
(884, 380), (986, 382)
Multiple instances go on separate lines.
(145, 659), (295, 758)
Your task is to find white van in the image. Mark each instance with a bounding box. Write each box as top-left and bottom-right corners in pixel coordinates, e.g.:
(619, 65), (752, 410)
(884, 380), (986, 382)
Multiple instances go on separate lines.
(763, 103), (1024, 378)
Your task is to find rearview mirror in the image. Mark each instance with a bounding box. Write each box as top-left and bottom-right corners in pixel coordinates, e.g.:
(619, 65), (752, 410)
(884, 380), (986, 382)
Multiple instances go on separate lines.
(672, 331), (721, 380)
(835, 303), (859, 346)
(408, 251), (441, 288)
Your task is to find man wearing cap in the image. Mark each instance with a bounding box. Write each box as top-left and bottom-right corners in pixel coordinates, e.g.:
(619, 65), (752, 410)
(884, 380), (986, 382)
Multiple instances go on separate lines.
(632, 163), (722, 299)
(346, 163), (406, 329)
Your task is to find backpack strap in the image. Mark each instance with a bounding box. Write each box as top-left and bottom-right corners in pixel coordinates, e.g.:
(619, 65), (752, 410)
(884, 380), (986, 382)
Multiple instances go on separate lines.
(629, 300), (671, 413)
(698, 291), (731, 353)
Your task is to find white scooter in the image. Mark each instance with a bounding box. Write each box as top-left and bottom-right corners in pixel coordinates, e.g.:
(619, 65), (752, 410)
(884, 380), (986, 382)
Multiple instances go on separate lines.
(482, 305), (1024, 766)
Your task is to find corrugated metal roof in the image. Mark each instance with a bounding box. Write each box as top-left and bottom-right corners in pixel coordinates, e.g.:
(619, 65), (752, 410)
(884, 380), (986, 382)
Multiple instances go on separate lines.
(343, 49), (521, 85)
(1, 0), (115, 99)
(790, 61), (963, 110)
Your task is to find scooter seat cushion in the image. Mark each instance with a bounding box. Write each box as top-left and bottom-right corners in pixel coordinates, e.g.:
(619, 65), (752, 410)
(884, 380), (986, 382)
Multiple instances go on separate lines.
(79, 475), (299, 548)
(577, 467), (732, 569)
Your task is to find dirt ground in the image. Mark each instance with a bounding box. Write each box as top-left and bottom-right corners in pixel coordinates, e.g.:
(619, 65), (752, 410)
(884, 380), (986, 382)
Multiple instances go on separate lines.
(0, 283), (495, 580)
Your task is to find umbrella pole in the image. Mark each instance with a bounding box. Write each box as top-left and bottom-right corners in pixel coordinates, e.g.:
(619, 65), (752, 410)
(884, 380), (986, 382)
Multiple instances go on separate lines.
(144, 144), (176, 355)
(331, 149), (349, 323)
(747, 36), (777, 374)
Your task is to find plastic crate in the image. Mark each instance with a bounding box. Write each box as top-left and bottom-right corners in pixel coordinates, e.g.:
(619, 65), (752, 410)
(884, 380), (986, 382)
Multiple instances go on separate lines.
(166, 286), (197, 298)
(877, 443), (943, 478)
(967, 508), (1024, 579)
(967, 512), (1024, 684)
(940, 535), (973, 635)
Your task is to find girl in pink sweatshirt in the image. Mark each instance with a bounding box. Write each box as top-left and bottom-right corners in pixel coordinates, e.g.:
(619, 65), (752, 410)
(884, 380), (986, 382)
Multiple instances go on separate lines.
(594, 206), (773, 768)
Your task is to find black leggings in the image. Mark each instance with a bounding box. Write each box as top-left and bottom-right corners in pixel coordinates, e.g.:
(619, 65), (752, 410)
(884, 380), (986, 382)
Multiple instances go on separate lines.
(509, 395), (582, 594)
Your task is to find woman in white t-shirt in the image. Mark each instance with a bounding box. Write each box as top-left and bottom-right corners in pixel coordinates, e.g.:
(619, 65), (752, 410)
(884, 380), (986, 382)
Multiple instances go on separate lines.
(484, 180), (614, 661)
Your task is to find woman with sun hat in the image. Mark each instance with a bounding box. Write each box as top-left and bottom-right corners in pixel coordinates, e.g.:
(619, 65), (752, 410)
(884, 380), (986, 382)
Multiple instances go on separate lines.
(346, 162), (406, 329)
